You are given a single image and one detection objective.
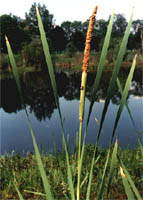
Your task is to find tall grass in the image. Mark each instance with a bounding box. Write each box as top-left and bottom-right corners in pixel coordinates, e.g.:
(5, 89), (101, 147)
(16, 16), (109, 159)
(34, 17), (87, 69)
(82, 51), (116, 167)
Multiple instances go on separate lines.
(5, 5), (143, 200)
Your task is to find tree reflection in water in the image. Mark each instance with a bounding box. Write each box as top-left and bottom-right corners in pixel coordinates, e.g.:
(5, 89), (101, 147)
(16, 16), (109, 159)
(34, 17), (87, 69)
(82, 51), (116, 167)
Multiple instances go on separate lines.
(1, 68), (143, 121)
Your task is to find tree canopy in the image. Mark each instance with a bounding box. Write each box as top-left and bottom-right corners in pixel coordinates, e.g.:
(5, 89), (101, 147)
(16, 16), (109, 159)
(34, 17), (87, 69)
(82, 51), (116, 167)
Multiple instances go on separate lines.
(0, 3), (142, 54)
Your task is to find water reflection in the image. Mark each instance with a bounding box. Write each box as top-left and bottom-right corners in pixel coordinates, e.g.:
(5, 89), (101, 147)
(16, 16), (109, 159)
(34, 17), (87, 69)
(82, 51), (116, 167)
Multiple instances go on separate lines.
(1, 69), (143, 121)
(1, 69), (143, 154)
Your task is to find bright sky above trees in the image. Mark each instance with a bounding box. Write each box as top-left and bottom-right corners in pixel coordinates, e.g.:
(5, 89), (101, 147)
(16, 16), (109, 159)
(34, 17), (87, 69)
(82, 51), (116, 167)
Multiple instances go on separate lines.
(0, 0), (142, 25)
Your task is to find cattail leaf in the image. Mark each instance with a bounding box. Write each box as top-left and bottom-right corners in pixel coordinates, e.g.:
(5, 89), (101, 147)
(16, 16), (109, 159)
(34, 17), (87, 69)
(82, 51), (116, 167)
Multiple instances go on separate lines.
(28, 121), (54, 200)
(98, 149), (111, 200)
(24, 190), (46, 196)
(62, 134), (75, 200)
(14, 183), (24, 200)
(86, 10), (115, 126)
(111, 55), (137, 143)
(5, 36), (23, 104)
(117, 78), (136, 129)
(86, 154), (100, 200)
(117, 78), (143, 159)
(6, 37), (54, 200)
(96, 8), (134, 143)
(118, 156), (142, 199)
(36, 7), (63, 126)
(107, 140), (118, 195)
(120, 167), (135, 200)
(136, 131), (143, 160)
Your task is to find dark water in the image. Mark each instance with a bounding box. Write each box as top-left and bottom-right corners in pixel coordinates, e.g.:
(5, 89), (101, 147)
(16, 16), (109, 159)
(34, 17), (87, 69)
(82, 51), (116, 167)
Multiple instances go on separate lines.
(0, 68), (143, 155)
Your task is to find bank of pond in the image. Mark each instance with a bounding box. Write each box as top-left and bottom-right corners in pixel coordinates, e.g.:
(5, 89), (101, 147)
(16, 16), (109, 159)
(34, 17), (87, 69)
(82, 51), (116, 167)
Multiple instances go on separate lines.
(0, 145), (143, 199)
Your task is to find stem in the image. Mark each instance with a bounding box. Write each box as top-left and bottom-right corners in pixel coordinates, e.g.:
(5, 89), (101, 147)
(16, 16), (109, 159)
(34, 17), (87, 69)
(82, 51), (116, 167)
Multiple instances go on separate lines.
(77, 6), (98, 200)
(77, 122), (82, 200)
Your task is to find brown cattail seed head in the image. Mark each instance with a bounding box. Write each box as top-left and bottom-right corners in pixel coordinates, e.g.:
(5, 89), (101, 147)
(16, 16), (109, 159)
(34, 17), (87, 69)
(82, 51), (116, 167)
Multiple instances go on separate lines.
(82, 6), (98, 72)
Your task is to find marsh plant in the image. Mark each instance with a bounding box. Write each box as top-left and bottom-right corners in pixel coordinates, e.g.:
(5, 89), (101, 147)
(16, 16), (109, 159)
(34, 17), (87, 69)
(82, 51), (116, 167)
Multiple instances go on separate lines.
(5, 5), (143, 200)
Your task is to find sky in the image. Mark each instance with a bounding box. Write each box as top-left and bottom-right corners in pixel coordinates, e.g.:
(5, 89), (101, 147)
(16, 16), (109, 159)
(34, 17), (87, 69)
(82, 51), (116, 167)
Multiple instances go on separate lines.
(0, 0), (142, 25)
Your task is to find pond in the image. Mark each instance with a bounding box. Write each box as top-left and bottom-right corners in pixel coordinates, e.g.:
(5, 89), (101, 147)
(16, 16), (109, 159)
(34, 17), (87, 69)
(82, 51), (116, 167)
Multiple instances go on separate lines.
(1, 68), (143, 155)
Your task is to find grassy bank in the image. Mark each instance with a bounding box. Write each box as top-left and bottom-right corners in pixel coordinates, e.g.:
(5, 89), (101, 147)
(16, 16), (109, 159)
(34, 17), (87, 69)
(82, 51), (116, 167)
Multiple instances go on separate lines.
(0, 145), (142, 199)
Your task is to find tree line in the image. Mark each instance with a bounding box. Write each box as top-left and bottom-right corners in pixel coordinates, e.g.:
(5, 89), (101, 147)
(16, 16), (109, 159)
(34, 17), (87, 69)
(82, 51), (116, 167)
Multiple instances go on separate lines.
(0, 2), (143, 54)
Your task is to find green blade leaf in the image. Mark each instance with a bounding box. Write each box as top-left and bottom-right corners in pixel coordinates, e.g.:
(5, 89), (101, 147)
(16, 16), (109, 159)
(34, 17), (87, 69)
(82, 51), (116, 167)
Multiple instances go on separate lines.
(6, 37), (54, 200)
(96, 8), (134, 143)
(118, 156), (142, 199)
(24, 190), (46, 196)
(111, 55), (137, 143)
(136, 131), (143, 159)
(62, 134), (75, 200)
(98, 149), (111, 200)
(28, 121), (54, 200)
(107, 140), (118, 196)
(5, 36), (23, 105)
(86, 10), (115, 126)
(36, 7), (63, 126)
(14, 183), (24, 200)
(120, 167), (135, 200)
(86, 153), (100, 200)
(117, 77), (137, 130)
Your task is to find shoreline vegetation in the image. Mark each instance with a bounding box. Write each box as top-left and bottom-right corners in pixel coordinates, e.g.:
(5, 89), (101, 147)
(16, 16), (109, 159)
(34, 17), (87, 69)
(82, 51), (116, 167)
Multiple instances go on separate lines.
(1, 51), (143, 74)
(0, 145), (143, 199)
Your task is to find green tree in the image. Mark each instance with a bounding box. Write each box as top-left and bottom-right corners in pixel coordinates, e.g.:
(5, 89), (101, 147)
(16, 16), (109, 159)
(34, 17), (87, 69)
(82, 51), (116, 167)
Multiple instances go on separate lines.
(132, 19), (143, 52)
(50, 26), (67, 52)
(61, 21), (75, 42)
(71, 30), (85, 51)
(21, 36), (45, 69)
(112, 14), (127, 37)
(24, 2), (54, 38)
(0, 14), (28, 53)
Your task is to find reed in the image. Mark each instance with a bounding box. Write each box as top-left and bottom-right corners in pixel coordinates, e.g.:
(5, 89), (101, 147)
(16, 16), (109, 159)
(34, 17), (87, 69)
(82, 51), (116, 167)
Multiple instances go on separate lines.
(4, 5), (143, 200)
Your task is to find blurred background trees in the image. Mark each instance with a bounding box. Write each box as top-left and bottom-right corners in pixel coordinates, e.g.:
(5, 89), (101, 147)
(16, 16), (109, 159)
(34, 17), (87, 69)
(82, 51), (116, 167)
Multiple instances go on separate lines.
(0, 2), (142, 70)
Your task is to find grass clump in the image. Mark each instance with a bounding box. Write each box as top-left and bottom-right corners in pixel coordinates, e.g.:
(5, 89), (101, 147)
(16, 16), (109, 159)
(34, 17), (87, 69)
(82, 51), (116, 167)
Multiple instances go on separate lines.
(0, 147), (142, 199)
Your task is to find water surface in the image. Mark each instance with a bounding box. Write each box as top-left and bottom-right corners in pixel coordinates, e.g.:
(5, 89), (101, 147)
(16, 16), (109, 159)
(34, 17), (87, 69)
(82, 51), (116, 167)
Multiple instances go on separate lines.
(1, 68), (143, 155)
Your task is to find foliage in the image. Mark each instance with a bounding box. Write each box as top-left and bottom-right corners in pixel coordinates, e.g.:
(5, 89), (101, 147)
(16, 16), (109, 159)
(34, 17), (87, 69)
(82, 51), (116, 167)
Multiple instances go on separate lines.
(24, 2), (54, 38)
(50, 26), (67, 51)
(1, 147), (143, 199)
(0, 14), (29, 53)
(21, 37), (45, 69)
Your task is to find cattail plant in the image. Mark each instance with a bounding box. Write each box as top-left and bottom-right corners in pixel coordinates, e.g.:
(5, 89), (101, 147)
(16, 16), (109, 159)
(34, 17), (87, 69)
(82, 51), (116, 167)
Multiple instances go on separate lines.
(77, 6), (98, 200)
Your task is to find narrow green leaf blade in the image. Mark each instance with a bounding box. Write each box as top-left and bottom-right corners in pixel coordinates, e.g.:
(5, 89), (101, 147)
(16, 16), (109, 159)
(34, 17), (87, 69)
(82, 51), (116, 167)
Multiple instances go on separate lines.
(107, 140), (118, 195)
(5, 36), (23, 104)
(28, 121), (54, 200)
(111, 55), (137, 143)
(6, 37), (54, 200)
(14, 183), (24, 200)
(136, 131), (143, 159)
(63, 134), (75, 200)
(98, 149), (111, 200)
(120, 167), (135, 200)
(117, 77), (136, 129)
(96, 8), (134, 143)
(24, 190), (46, 196)
(86, 153), (100, 200)
(36, 7), (63, 125)
(87, 10), (115, 126)
(118, 156), (142, 199)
